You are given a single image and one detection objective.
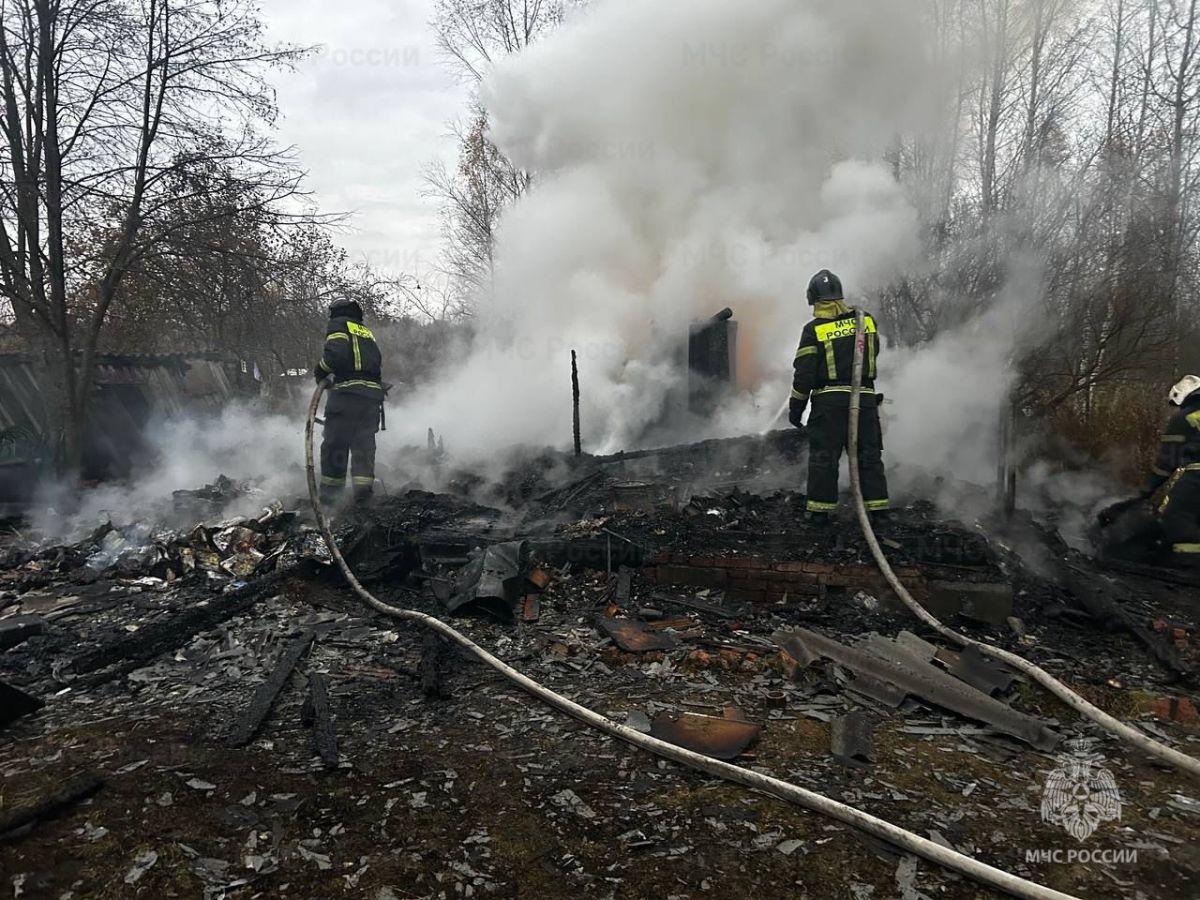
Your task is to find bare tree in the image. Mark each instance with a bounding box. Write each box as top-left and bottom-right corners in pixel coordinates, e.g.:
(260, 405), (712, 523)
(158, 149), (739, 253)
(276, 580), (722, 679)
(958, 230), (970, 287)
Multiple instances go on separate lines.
(427, 1), (576, 304)
(0, 0), (309, 473)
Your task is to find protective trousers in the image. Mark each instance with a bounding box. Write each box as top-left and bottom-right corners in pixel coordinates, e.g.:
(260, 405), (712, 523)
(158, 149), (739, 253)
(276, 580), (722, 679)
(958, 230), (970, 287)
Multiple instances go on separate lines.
(320, 391), (380, 507)
(806, 394), (889, 514)
(1159, 466), (1200, 564)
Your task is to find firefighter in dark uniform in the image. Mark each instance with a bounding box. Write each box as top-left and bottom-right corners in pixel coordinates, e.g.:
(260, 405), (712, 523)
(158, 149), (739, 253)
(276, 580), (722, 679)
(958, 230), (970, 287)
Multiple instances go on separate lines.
(1143, 375), (1200, 565)
(789, 270), (890, 521)
(315, 299), (385, 509)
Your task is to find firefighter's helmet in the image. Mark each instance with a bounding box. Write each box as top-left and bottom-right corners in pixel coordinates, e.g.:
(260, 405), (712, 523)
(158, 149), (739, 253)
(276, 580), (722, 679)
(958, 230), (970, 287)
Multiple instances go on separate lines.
(328, 298), (364, 321)
(807, 269), (844, 305)
(1169, 375), (1200, 406)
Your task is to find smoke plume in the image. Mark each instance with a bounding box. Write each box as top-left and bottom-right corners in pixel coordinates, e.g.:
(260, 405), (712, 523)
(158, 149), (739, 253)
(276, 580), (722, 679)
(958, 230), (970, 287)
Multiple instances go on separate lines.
(392, 0), (934, 458)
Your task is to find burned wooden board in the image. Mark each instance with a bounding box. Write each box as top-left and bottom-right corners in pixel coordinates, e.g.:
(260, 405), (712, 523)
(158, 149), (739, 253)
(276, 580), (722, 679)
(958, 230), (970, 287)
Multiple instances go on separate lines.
(595, 617), (677, 653)
(0, 615), (46, 651)
(0, 680), (44, 729)
(300, 674), (339, 770)
(71, 570), (293, 686)
(228, 630), (315, 748)
(0, 774), (103, 839)
(650, 711), (760, 761)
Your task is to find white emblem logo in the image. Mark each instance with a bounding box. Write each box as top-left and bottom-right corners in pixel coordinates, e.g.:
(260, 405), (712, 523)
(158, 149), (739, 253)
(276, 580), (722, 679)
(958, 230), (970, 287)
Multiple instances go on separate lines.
(1041, 738), (1122, 842)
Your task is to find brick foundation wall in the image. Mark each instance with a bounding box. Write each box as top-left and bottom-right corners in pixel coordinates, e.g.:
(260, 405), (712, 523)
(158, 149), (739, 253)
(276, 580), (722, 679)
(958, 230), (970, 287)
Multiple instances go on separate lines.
(645, 553), (927, 606)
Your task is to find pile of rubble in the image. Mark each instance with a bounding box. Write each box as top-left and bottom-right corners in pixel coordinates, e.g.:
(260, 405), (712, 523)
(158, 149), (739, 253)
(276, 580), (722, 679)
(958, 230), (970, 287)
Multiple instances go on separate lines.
(1, 445), (1198, 898)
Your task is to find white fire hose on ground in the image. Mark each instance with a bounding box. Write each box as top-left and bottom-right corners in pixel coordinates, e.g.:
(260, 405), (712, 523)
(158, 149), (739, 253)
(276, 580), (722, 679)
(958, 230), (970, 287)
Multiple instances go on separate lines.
(304, 379), (1081, 900)
(844, 311), (1200, 779)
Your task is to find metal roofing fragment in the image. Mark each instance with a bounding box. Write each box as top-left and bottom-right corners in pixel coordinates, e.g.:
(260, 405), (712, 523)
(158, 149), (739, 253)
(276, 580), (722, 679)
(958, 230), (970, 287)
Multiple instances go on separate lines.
(774, 627), (1059, 752)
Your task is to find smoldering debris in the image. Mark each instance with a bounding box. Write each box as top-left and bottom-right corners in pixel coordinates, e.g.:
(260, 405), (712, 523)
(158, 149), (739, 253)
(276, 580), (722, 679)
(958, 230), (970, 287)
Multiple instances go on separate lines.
(0, 437), (1198, 897)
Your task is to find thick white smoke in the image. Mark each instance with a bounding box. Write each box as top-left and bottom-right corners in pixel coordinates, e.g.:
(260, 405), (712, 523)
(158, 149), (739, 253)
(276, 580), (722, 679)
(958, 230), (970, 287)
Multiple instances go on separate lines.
(33, 406), (310, 540)
(392, 0), (934, 458)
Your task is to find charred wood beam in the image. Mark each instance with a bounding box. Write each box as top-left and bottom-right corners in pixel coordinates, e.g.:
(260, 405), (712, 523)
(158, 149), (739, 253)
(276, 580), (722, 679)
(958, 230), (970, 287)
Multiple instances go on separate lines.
(1096, 557), (1200, 589)
(588, 428), (806, 466)
(0, 615), (45, 651)
(70, 570), (293, 687)
(1060, 563), (1192, 679)
(228, 629), (316, 748)
(420, 632), (448, 699)
(300, 673), (339, 770)
(572, 349), (582, 458)
(0, 774), (104, 840)
(0, 679), (44, 729)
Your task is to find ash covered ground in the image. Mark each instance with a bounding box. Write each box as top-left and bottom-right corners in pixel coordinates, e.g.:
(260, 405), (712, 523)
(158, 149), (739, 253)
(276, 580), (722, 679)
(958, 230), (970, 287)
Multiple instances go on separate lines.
(1, 434), (1198, 900)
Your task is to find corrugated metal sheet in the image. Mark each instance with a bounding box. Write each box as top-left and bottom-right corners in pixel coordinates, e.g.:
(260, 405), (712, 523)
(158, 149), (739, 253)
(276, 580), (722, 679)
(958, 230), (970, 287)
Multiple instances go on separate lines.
(0, 353), (236, 439)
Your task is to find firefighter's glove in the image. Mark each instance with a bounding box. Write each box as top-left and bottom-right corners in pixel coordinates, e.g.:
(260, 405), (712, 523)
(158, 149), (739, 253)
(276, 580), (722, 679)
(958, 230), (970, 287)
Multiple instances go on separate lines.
(788, 400), (807, 430)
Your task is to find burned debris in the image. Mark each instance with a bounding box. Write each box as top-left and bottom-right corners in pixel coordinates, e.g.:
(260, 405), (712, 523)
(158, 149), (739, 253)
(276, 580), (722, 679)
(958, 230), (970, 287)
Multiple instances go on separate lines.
(0, 436), (1198, 898)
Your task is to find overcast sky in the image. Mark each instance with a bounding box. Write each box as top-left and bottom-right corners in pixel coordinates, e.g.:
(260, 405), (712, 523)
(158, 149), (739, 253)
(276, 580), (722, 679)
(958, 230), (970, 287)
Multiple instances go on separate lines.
(260, 0), (469, 278)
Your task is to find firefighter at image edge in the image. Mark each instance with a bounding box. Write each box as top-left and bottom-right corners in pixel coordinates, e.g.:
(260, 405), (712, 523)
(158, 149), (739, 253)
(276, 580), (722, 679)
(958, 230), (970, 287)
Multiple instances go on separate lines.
(315, 298), (386, 510)
(1141, 374), (1200, 566)
(788, 269), (890, 522)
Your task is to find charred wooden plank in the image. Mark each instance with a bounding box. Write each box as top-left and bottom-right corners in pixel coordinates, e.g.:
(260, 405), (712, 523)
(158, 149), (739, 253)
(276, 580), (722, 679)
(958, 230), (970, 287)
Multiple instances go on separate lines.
(0, 774), (103, 840)
(0, 680), (44, 729)
(71, 570), (291, 687)
(228, 629), (315, 748)
(0, 615), (45, 651)
(420, 632), (447, 698)
(1060, 562), (1191, 677)
(300, 674), (339, 769)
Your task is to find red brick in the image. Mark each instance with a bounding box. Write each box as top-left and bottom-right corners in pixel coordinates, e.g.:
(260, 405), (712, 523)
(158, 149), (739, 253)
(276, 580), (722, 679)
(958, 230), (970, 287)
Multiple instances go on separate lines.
(802, 562), (835, 575)
(726, 588), (766, 605)
(688, 557), (719, 568)
(764, 571), (819, 585)
(720, 557), (767, 570)
(656, 565), (728, 588)
(788, 582), (824, 597)
(1152, 696), (1199, 725)
(839, 565), (876, 578)
(774, 561), (808, 574)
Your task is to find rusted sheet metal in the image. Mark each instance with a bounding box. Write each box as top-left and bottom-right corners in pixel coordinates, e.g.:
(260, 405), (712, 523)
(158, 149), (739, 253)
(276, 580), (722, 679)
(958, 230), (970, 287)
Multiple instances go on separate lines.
(596, 617), (677, 652)
(650, 711), (761, 760)
(774, 627), (1060, 752)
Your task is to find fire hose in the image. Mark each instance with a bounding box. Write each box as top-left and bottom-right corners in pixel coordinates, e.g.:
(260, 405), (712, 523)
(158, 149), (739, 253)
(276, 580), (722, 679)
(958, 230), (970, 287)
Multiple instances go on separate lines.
(305, 379), (1080, 900)
(845, 311), (1200, 779)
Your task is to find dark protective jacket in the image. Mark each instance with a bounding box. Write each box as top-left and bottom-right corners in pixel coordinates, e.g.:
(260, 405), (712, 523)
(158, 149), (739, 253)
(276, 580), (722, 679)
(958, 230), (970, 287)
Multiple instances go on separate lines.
(1145, 391), (1200, 496)
(315, 313), (384, 400)
(791, 302), (881, 420)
